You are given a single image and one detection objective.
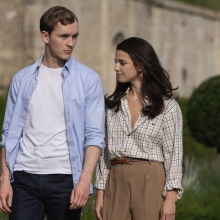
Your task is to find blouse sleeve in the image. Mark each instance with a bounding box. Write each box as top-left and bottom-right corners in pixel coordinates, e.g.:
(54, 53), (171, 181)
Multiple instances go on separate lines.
(94, 144), (111, 190)
(162, 100), (183, 200)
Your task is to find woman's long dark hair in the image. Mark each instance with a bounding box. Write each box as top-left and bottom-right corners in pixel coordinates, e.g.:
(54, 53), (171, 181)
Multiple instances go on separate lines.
(106, 37), (177, 119)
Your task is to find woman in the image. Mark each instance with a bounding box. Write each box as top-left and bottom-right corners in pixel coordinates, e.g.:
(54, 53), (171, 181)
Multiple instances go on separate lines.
(95, 37), (183, 220)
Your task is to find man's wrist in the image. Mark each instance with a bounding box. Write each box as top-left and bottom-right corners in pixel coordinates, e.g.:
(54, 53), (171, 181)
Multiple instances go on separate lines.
(0, 172), (10, 182)
(79, 173), (92, 184)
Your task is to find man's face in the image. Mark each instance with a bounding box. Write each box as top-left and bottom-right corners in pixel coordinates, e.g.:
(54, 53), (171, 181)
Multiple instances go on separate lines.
(42, 21), (79, 66)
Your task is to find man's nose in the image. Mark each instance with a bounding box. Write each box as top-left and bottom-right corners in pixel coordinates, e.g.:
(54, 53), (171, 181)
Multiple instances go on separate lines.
(67, 37), (74, 47)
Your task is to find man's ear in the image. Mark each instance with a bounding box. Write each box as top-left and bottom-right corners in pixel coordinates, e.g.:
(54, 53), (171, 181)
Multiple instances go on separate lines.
(41, 31), (49, 44)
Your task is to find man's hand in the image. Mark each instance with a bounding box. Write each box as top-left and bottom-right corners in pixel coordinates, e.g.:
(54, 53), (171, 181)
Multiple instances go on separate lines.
(69, 146), (101, 209)
(0, 147), (13, 213)
(0, 176), (13, 213)
(69, 178), (90, 210)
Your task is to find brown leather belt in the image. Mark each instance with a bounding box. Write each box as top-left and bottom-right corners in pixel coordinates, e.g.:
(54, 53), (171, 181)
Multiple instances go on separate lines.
(111, 158), (147, 165)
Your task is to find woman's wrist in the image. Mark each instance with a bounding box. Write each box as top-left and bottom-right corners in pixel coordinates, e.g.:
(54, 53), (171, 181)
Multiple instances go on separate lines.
(165, 189), (177, 201)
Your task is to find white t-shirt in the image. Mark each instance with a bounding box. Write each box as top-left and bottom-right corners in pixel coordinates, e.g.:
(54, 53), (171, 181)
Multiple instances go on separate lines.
(14, 64), (72, 174)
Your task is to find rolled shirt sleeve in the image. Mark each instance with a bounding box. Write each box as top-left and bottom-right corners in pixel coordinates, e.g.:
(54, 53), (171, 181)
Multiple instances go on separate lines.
(95, 141), (111, 190)
(0, 76), (19, 148)
(162, 100), (183, 200)
(84, 72), (105, 150)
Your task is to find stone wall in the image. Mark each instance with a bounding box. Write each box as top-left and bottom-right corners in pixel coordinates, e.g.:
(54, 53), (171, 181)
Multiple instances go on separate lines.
(0, 0), (24, 92)
(0, 0), (220, 97)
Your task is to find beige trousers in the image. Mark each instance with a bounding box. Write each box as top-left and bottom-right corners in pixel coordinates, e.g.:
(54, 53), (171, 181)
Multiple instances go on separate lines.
(102, 160), (165, 220)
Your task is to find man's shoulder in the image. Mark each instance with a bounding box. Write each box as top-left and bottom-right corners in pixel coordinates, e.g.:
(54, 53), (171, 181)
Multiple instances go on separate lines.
(13, 59), (41, 80)
(68, 57), (99, 78)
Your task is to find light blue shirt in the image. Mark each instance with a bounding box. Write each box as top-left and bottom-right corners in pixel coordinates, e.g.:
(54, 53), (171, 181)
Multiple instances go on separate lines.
(0, 57), (105, 193)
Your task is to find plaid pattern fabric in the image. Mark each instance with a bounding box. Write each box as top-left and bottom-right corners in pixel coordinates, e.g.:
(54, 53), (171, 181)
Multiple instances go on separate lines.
(95, 95), (183, 199)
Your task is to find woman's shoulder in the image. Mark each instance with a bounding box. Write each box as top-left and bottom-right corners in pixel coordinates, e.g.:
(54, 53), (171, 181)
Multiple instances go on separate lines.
(163, 98), (181, 115)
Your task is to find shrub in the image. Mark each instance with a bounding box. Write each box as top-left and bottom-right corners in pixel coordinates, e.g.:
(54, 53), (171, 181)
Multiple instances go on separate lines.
(0, 95), (7, 134)
(187, 75), (220, 153)
(177, 98), (215, 158)
(176, 156), (220, 220)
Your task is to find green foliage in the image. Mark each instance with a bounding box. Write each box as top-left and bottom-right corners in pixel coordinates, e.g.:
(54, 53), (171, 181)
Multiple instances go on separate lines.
(0, 212), (8, 220)
(177, 98), (215, 158)
(81, 195), (96, 220)
(176, 156), (220, 220)
(172, 0), (220, 11)
(186, 76), (220, 153)
(0, 95), (7, 134)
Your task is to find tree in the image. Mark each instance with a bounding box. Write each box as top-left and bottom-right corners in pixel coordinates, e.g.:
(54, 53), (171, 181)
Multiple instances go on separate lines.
(187, 75), (220, 153)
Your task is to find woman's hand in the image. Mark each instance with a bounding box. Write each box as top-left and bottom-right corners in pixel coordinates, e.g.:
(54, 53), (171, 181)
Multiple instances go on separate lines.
(160, 190), (177, 220)
(94, 190), (104, 220)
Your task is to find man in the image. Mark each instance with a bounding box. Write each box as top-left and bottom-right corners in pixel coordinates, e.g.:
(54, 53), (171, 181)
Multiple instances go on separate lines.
(0, 6), (105, 220)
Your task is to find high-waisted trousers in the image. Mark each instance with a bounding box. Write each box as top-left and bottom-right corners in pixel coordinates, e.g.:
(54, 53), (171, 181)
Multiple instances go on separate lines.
(102, 160), (165, 220)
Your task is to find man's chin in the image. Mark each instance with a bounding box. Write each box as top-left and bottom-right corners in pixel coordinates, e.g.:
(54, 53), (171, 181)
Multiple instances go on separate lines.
(61, 55), (72, 61)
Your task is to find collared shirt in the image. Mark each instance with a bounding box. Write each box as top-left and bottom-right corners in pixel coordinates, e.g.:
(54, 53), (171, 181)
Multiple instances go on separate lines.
(0, 57), (105, 194)
(95, 93), (183, 199)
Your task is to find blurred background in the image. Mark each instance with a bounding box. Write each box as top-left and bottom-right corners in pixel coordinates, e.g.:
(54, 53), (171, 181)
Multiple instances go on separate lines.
(0, 0), (220, 219)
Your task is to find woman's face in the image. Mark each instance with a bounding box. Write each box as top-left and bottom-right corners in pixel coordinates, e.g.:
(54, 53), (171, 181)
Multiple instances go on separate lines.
(114, 50), (142, 84)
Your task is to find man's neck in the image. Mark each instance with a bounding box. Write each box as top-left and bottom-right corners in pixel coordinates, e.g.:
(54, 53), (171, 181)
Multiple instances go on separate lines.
(42, 56), (66, 68)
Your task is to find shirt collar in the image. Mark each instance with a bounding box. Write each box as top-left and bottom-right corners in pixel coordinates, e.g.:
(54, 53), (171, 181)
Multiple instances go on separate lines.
(32, 57), (43, 76)
(63, 57), (75, 79)
(121, 87), (130, 100)
(33, 56), (74, 77)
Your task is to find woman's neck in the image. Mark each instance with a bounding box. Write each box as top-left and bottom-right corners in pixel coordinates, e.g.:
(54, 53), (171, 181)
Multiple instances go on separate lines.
(129, 83), (142, 100)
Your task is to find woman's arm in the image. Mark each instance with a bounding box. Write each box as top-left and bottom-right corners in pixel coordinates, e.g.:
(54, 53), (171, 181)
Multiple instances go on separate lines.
(162, 100), (183, 200)
(94, 189), (104, 220)
(160, 190), (177, 220)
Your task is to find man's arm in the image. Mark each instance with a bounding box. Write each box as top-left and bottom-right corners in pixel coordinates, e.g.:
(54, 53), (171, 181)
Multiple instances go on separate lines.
(69, 71), (105, 210)
(0, 147), (13, 213)
(69, 146), (101, 209)
(0, 73), (20, 213)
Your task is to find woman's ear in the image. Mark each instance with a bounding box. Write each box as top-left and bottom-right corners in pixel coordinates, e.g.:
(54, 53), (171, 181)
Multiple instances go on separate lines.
(137, 63), (144, 73)
(137, 67), (143, 73)
(41, 31), (49, 44)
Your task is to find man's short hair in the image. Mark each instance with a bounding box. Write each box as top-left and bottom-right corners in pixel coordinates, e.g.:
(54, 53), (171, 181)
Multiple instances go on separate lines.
(40, 6), (78, 35)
